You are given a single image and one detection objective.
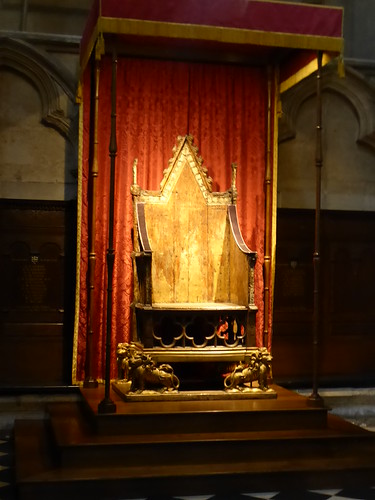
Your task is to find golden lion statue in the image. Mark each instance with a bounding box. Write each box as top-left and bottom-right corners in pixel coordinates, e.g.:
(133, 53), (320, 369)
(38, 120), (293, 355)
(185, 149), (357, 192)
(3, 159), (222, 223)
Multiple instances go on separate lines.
(224, 348), (272, 391)
(117, 342), (180, 393)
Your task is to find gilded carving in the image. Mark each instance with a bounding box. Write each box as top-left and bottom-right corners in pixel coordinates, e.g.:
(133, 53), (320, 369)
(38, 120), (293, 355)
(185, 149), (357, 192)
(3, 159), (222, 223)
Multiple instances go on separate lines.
(117, 342), (180, 393)
(224, 348), (273, 392)
(131, 135), (235, 206)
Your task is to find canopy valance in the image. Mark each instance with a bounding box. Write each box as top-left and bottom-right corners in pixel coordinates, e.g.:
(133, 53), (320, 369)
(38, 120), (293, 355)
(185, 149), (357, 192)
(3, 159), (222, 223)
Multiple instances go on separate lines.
(80, 0), (343, 91)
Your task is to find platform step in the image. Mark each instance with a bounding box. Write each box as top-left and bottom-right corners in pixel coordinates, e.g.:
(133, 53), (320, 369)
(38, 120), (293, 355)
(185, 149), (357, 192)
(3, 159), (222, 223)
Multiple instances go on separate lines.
(80, 385), (329, 435)
(14, 386), (375, 500)
(15, 418), (375, 500)
(46, 401), (374, 469)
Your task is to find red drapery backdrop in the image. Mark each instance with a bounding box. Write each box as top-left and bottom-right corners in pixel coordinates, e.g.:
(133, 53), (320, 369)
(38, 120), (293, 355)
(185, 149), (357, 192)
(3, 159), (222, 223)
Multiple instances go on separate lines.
(74, 55), (270, 382)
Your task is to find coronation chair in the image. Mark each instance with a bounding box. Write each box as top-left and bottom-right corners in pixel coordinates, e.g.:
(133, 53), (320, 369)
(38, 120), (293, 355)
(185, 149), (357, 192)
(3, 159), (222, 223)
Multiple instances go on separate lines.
(129, 135), (258, 379)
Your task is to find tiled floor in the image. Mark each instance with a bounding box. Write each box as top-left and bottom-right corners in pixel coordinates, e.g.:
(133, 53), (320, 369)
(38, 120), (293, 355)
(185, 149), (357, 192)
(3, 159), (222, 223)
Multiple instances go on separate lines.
(174, 493), (375, 499)
(0, 431), (15, 500)
(1, 431), (374, 500)
(110, 492), (375, 500)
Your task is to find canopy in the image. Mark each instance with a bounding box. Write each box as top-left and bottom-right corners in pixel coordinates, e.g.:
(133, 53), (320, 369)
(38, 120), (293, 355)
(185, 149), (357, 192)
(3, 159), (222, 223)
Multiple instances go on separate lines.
(73, 0), (344, 384)
(80, 0), (344, 91)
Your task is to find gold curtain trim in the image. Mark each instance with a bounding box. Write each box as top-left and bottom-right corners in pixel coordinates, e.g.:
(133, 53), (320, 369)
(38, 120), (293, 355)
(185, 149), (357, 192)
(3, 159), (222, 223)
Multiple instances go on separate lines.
(95, 32), (106, 60)
(338, 53), (345, 78)
(280, 52), (331, 93)
(72, 82), (84, 385)
(251, 0), (342, 9)
(80, 18), (102, 75)
(80, 16), (343, 73)
(102, 17), (344, 50)
(76, 80), (83, 104)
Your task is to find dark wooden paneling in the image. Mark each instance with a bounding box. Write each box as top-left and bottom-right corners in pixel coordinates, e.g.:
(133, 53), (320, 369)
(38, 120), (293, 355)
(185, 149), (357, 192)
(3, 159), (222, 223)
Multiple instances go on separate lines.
(273, 209), (375, 385)
(0, 199), (76, 386)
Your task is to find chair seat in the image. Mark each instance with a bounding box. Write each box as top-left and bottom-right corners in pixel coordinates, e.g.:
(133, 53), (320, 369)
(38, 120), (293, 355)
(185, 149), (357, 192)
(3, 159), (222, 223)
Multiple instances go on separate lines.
(142, 345), (258, 363)
(135, 302), (251, 311)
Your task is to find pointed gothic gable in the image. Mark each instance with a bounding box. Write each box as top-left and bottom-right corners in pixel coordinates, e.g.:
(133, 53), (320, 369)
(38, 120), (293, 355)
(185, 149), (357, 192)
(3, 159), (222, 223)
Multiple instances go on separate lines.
(137, 135), (232, 206)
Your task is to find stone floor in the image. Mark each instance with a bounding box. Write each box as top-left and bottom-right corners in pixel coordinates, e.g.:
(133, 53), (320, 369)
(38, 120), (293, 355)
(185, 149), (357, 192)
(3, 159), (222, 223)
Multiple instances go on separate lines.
(297, 387), (375, 432)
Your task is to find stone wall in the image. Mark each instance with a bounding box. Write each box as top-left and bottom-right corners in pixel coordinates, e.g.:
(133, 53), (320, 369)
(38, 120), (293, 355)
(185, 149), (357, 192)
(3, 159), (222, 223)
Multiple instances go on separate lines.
(0, 0), (91, 201)
(1, 0), (375, 208)
(278, 65), (375, 211)
(1, 1), (375, 385)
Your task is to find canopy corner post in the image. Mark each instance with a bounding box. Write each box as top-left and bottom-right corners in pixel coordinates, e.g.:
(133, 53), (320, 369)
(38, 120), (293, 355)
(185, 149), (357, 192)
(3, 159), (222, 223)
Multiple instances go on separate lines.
(98, 48), (118, 414)
(308, 50), (324, 408)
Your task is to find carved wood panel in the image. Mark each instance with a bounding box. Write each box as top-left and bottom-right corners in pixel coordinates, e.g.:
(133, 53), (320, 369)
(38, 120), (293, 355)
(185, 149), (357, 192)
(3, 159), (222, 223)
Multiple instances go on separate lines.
(272, 209), (375, 384)
(0, 200), (76, 386)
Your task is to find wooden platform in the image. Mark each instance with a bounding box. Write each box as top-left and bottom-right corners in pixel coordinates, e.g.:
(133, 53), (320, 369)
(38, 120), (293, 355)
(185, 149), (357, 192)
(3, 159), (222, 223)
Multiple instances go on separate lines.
(14, 385), (375, 499)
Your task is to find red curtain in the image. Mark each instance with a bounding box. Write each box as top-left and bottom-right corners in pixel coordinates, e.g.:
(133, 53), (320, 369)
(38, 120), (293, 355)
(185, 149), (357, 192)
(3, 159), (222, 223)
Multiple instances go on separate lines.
(75, 56), (268, 381)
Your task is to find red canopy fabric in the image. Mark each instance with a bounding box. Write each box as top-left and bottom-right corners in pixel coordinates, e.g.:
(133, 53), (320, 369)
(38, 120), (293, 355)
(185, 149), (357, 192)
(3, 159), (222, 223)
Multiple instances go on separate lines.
(74, 57), (272, 382)
(101, 0), (342, 36)
(81, 0), (343, 74)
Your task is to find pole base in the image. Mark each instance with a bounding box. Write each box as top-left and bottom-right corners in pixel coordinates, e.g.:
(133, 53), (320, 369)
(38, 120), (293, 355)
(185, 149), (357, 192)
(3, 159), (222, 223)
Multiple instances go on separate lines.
(98, 398), (117, 414)
(307, 392), (324, 408)
(83, 378), (99, 389)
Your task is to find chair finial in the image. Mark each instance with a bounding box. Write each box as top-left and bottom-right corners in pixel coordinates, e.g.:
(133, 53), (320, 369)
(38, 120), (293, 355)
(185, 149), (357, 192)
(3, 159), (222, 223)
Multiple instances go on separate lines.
(131, 158), (141, 197)
(231, 162), (238, 203)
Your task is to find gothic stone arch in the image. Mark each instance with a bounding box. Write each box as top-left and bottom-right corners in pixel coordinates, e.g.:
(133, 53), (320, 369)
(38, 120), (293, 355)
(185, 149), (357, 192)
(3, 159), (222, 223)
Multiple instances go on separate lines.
(279, 64), (375, 153)
(0, 37), (77, 143)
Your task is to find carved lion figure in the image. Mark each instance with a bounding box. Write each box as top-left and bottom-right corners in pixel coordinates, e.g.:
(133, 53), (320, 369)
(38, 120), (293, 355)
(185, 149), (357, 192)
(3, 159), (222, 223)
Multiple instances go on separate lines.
(117, 342), (180, 393)
(224, 348), (272, 391)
